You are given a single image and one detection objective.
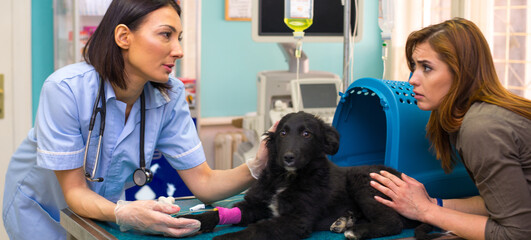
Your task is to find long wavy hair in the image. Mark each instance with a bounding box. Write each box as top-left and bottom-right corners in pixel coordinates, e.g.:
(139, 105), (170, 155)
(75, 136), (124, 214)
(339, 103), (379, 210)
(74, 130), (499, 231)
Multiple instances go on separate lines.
(405, 18), (531, 172)
(83, 0), (181, 92)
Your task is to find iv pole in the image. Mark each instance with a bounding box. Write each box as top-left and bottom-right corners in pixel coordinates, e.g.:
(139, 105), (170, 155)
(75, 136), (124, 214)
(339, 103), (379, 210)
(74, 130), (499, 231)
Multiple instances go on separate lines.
(342, 0), (352, 93)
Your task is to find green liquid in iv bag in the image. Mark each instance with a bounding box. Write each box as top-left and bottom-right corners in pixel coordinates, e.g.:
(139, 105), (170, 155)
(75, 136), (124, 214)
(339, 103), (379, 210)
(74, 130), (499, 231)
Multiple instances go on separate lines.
(284, 18), (313, 32)
(284, 0), (314, 32)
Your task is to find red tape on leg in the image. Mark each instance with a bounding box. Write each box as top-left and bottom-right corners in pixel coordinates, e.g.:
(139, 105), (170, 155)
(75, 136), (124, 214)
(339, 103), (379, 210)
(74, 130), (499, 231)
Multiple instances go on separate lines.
(216, 207), (241, 225)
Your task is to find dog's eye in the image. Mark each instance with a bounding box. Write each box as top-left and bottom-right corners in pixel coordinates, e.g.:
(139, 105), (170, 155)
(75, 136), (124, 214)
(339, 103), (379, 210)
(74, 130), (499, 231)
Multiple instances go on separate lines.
(302, 131), (311, 138)
(280, 130), (287, 137)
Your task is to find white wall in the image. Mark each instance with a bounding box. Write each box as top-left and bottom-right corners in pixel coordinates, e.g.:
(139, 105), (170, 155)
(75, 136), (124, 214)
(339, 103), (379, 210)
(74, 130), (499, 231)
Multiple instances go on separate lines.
(0, 0), (33, 239)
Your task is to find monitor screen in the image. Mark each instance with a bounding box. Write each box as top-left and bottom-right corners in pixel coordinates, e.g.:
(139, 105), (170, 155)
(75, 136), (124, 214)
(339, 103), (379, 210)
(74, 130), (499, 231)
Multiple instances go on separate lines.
(300, 83), (338, 108)
(252, 0), (362, 42)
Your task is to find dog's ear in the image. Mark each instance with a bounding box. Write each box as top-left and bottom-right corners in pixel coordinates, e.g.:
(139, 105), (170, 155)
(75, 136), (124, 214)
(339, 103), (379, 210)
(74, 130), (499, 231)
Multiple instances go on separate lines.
(263, 130), (277, 161)
(263, 131), (274, 148)
(323, 124), (340, 155)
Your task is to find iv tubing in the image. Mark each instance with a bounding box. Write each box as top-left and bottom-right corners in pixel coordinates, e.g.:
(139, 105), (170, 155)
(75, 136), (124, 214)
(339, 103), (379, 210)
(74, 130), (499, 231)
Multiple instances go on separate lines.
(382, 41), (388, 79)
(295, 39), (303, 80)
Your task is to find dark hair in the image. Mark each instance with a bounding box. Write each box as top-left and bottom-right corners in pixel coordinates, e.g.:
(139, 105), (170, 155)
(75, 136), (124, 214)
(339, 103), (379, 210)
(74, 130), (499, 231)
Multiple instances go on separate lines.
(83, 0), (181, 92)
(405, 18), (531, 172)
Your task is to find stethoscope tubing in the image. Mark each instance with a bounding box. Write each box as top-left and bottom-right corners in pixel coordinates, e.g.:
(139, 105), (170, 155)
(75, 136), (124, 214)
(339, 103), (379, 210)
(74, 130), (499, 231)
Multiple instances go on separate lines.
(140, 90), (146, 168)
(83, 77), (150, 185)
(84, 77), (106, 182)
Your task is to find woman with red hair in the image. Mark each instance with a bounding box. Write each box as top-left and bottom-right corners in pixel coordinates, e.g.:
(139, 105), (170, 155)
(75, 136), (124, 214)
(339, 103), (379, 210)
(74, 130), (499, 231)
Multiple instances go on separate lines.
(371, 18), (531, 239)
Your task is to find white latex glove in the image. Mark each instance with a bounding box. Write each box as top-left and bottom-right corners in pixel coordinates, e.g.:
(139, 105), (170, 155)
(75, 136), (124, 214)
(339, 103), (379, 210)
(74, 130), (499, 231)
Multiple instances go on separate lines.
(114, 200), (200, 237)
(247, 121), (279, 179)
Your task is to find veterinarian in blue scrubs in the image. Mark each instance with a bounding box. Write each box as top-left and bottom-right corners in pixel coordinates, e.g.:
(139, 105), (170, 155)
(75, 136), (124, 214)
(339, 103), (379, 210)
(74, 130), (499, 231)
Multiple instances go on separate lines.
(2, 1), (270, 239)
(370, 18), (531, 239)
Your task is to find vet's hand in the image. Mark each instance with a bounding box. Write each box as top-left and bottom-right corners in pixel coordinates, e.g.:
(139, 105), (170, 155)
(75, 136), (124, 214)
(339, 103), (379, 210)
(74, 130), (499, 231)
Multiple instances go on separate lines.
(114, 200), (200, 237)
(247, 121), (279, 179)
(369, 171), (436, 222)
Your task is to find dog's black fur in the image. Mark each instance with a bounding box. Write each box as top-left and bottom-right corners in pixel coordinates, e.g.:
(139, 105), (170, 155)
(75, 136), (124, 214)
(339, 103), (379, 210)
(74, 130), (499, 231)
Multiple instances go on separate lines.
(206, 112), (436, 240)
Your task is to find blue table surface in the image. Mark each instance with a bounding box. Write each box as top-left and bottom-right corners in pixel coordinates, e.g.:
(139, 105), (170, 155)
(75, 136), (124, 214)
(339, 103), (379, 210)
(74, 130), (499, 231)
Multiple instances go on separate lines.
(96, 194), (415, 240)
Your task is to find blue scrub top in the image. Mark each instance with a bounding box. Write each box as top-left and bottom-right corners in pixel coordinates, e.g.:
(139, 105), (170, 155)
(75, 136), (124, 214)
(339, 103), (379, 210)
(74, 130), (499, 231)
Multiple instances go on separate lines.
(2, 62), (206, 240)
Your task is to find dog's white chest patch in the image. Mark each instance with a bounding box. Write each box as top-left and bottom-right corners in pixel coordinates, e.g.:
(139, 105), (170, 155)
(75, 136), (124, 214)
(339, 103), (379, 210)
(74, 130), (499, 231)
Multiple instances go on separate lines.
(268, 187), (286, 217)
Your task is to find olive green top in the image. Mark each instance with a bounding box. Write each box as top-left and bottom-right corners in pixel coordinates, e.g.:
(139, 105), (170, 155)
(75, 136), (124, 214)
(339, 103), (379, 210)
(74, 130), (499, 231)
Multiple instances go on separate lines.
(452, 102), (531, 239)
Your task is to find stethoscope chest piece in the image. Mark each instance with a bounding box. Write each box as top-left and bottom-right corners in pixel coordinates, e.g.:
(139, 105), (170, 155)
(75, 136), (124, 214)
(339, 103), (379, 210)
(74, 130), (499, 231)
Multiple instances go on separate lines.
(133, 167), (153, 187)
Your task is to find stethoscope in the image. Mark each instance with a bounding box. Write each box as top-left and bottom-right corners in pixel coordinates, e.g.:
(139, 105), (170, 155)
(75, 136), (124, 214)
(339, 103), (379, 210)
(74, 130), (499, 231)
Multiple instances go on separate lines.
(83, 77), (153, 187)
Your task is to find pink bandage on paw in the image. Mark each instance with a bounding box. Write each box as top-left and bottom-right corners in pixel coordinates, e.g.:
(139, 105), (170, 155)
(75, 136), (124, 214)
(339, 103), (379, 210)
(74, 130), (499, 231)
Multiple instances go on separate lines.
(216, 207), (241, 225)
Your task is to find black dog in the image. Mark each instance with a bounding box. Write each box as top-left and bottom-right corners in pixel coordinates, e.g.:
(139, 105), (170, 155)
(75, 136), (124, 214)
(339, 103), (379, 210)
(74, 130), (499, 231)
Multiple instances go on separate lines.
(186, 112), (436, 239)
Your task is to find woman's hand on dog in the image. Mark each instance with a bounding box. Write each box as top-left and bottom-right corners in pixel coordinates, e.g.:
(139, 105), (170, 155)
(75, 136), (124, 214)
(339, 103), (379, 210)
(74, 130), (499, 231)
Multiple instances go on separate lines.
(246, 121), (279, 179)
(369, 171), (437, 222)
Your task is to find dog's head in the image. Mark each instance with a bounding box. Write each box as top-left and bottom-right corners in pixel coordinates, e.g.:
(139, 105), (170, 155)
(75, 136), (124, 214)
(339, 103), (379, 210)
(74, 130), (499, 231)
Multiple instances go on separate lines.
(265, 111), (340, 172)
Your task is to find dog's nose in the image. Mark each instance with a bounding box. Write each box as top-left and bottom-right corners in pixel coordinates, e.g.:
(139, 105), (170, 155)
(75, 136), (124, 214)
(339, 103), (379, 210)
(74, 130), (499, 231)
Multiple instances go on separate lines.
(283, 152), (295, 166)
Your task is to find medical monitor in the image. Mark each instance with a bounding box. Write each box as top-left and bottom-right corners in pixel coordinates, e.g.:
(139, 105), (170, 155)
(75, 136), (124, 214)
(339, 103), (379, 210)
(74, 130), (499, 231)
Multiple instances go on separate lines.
(291, 78), (342, 123)
(252, 0), (363, 43)
(300, 84), (338, 108)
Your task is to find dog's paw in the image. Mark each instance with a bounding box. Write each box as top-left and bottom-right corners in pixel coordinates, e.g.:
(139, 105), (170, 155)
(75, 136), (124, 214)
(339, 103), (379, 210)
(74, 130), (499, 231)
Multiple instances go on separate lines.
(330, 212), (355, 233)
(178, 210), (220, 233)
(344, 230), (361, 240)
(330, 216), (348, 233)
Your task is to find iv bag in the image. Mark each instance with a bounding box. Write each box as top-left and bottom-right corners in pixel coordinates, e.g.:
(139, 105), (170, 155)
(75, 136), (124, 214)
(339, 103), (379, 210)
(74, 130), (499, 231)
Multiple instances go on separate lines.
(378, 0), (394, 40)
(284, 0), (314, 33)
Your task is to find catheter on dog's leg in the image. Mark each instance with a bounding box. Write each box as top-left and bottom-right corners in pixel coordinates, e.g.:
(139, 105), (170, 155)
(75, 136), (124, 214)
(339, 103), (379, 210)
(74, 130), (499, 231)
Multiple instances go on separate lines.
(178, 207), (242, 233)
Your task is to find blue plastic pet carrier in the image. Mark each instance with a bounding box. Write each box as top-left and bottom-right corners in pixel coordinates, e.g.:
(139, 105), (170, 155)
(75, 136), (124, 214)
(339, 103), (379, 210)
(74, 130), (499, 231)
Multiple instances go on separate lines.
(331, 78), (478, 198)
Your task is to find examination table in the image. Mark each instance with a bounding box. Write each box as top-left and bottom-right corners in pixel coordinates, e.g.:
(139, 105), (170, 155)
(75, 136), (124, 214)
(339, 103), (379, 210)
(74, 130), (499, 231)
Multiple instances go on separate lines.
(60, 193), (423, 240)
